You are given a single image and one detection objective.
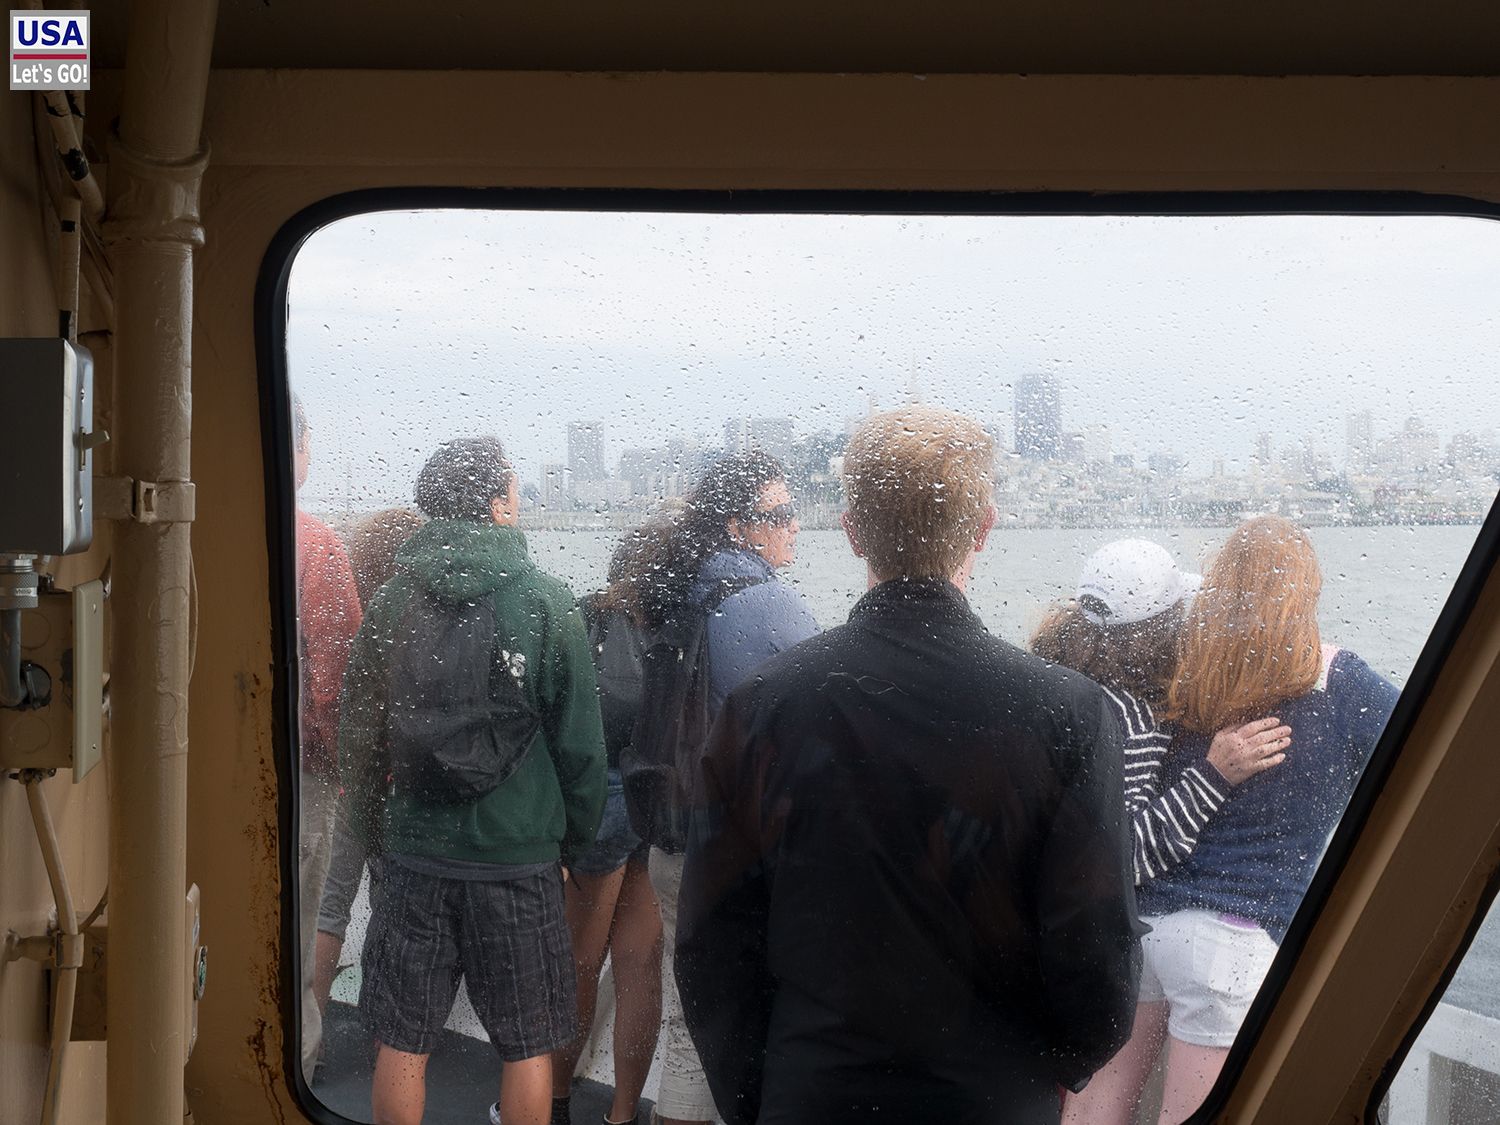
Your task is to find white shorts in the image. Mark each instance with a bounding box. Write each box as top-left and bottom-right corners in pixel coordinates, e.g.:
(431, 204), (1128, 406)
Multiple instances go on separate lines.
(648, 848), (722, 1123)
(1138, 909), (1279, 1048)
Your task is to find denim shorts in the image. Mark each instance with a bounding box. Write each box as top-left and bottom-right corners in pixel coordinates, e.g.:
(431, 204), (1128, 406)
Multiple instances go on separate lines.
(1138, 909), (1279, 1047)
(570, 768), (648, 877)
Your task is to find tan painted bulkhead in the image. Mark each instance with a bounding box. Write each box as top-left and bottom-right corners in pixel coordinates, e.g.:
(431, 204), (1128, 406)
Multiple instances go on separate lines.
(0, 89), (112, 1125)
(6, 66), (1500, 1124)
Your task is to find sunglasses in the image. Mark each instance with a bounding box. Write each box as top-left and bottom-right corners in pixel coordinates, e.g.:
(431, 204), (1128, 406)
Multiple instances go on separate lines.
(747, 502), (797, 527)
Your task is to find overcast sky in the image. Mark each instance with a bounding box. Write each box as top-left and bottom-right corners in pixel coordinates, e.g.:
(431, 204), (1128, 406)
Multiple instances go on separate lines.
(286, 208), (1500, 510)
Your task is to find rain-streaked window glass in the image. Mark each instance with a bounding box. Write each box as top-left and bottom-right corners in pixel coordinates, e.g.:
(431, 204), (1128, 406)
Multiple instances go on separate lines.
(1382, 900), (1500, 1125)
(283, 210), (1499, 1125)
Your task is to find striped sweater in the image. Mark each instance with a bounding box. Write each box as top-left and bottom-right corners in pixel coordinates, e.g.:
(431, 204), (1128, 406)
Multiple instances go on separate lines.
(1101, 684), (1227, 885)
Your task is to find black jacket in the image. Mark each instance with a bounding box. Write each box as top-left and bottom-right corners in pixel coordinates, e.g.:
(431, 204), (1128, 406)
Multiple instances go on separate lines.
(676, 579), (1143, 1125)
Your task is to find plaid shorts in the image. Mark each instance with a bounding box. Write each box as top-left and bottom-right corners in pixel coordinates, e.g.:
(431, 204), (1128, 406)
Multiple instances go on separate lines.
(359, 860), (576, 1060)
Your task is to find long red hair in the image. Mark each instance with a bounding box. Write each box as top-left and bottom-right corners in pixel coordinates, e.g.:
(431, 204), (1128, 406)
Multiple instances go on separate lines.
(1166, 515), (1322, 733)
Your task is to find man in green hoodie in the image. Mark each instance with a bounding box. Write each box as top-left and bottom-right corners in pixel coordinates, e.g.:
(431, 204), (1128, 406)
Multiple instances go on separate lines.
(339, 436), (606, 1125)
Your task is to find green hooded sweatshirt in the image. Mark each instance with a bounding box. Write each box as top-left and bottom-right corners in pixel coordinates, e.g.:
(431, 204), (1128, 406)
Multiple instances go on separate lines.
(339, 519), (605, 866)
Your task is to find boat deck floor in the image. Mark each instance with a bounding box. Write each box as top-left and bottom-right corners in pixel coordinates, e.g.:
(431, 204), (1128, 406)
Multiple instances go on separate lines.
(312, 1000), (647, 1124)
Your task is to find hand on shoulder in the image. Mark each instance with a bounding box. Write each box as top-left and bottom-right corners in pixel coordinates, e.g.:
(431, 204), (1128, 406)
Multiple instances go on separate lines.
(1207, 716), (1292, 786)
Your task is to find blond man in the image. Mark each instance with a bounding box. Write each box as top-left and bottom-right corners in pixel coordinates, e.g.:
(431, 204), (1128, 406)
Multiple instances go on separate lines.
(676, 406), (1142, 1125)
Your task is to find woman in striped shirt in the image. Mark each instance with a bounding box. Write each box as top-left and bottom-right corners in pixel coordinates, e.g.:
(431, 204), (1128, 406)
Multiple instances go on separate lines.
(1034, 539), (1292, 1125)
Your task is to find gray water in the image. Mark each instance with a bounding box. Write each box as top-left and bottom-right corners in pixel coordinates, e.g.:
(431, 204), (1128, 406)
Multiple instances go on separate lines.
(529, 524), (1483, 688)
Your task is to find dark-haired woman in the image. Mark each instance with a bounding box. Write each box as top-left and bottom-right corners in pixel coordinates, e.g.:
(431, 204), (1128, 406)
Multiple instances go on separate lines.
(1043, 539), (1293, 1125)
(631, 451), (818, 1125)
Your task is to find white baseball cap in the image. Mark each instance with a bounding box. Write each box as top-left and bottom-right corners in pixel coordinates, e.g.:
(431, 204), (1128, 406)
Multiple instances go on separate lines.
(1076, 539), (1201, 627)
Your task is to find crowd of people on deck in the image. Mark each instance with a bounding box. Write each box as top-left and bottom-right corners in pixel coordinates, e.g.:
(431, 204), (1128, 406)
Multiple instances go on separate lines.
(291, 396), (1399, 1125)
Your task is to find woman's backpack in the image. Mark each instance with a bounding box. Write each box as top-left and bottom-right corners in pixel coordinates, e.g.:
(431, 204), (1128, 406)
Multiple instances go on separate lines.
(581, 595), (649, 765)
(619, 575), (765, 854)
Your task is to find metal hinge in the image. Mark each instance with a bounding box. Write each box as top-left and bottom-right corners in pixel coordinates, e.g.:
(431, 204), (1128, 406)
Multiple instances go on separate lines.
(96, 478), (196, 525)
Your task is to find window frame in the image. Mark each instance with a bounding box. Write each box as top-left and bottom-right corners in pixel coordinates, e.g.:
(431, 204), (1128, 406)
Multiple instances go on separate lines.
(255, 187), (1500, 1125)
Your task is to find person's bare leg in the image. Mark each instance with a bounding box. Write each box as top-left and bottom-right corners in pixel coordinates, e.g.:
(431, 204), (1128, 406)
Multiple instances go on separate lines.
(312, 930), (343, 1016)
(501, 1054), (555, 1125)
(604, 857), (664, 1123)
(552, 866), (627, 1099)
(1061, 1000), (1168, 1125)
(370, 1043), (428, 1125)
(1157, 1037), (1230, 1124)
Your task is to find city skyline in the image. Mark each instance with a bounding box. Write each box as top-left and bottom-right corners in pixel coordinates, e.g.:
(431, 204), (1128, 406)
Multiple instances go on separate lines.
(302, 398), (1500, 528)
(531, 404), (1494, 489)
(287, 209), (1500, 517)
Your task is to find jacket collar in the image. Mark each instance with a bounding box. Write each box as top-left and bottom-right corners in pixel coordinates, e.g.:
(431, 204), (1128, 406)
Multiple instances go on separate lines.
(848, 576), (978, 627)
(689, 547), (775, 601)
(704, 547), (774, 579)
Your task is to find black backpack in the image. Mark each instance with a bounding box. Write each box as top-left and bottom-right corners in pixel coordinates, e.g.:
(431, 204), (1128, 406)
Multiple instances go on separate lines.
(580, 596), (650, 768)
(620, 575), (766, 854)
(387, 590), (542, 805)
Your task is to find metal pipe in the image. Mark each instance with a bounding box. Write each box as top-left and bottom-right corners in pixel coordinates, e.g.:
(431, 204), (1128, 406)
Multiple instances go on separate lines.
(24, 775), (80, 1125)
(40, 91), (104, 224)
(30, 91), (109, 336)
(104, 1), (217, 1122)
(119, 1), (219, 164)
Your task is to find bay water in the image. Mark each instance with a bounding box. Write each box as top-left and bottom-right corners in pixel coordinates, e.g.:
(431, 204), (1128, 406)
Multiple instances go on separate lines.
(528, 524), (1484, 688)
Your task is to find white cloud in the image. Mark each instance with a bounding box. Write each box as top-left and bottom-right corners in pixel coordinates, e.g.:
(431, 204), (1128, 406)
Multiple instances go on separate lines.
(285, 208), (1500, 507)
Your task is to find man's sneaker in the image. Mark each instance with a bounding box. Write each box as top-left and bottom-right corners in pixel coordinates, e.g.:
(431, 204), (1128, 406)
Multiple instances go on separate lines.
(488, 1103), (501, 1125)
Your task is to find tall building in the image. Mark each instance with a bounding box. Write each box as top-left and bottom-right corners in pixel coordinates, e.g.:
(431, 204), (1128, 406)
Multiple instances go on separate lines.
(724, 416), (753, 454)
(724, 415), (795, 463)
(1448, 430), (1500, 477)
(1014, 374), (1061, 461)
(1378, 416), (1439, 475)
(1082, 424), (1112, 465)
(751, 416), (795, 463)
(1255, 431), (1275, 467)
(1147, 451), (1186, 478)
(540, 463), (569, 510)
(617, 447), (655, 495)
(1346, 410), (1374, 473)
(566, 421), (605, 487)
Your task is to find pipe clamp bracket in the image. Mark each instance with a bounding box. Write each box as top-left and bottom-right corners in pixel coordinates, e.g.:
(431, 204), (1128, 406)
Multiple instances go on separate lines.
(97, 478), (196, 525)
(55, 929), (85, 970)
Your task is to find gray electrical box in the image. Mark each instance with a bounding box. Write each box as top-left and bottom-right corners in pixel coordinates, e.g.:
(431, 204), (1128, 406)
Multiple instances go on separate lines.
(0, 579), (105, 781)
(0, 339), (98, 555)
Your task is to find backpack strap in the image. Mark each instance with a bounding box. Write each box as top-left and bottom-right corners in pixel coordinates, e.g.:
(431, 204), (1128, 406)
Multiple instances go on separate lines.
(1315, 643), (1341, 692)
(579, 592), (610, 649)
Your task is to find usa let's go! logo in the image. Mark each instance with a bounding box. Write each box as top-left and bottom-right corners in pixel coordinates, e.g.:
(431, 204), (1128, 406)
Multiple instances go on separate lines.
(10, 9), (88, 91)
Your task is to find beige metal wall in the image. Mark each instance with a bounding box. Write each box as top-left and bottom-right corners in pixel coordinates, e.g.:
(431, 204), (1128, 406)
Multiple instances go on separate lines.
(1, 68), (1496, 1123)
(0, 96), (112, 1125)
